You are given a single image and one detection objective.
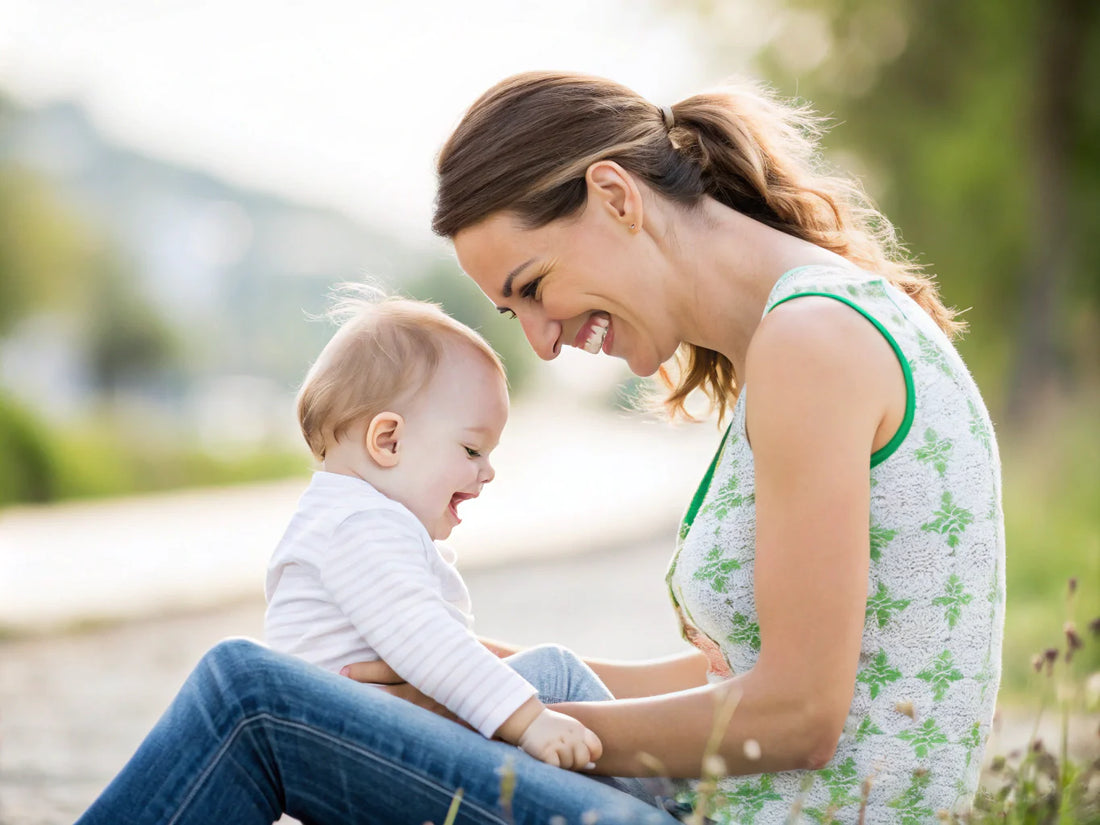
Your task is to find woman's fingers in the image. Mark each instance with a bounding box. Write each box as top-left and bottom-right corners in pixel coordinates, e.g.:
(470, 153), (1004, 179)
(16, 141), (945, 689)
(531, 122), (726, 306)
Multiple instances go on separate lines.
(339, 660), (403, 684)
(386, 683), (434, 709)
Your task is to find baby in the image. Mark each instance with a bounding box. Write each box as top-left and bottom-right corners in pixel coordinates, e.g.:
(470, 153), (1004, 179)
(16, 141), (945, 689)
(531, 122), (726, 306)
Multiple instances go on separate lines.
(264, 294), (601, 769)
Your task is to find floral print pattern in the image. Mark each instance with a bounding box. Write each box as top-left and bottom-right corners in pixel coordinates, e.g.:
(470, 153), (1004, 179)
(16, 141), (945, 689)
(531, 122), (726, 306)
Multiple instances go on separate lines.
(666, 265), (1005, 823)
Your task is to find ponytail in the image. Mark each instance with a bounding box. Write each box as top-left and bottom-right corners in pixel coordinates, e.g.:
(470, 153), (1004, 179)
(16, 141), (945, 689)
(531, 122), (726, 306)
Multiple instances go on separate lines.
(434, 72), (964, 420)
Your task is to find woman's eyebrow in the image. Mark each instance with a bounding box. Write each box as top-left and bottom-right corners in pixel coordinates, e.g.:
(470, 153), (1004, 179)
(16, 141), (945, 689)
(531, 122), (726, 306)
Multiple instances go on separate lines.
(501, 258), (536, 298)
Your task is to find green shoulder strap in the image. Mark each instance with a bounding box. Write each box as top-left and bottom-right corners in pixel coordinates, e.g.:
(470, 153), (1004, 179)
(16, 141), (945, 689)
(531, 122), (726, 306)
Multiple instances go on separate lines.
(679, 422), (733, 534)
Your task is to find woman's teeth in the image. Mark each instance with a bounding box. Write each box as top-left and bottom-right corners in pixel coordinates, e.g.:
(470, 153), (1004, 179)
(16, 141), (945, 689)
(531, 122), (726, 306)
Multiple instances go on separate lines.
(582, 316), (610, 354)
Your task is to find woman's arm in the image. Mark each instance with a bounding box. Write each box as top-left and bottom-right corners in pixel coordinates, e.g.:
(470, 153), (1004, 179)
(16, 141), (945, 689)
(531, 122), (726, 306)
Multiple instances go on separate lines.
(581, 650), (709, 699)
(481, 636), (709, 698)
(558, 297), (904, 778)
(344, 639), (708, 699)
(478, 636), (523, 658)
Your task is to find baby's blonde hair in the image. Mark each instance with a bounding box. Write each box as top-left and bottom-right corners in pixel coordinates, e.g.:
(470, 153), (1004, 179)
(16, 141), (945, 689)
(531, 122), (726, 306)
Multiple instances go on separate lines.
(297, 290), (505, 461)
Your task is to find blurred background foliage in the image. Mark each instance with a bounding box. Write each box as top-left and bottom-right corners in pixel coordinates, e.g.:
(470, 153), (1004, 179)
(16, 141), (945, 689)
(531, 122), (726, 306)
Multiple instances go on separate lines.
(677, 0), (1100, 415)
(0, 1), (1097, 697)
(0, 91), (535, 507)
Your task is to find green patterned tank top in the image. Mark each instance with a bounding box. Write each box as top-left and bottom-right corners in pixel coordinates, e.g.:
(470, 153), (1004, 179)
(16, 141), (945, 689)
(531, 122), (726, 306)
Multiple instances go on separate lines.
(666, 264), (1005, 824)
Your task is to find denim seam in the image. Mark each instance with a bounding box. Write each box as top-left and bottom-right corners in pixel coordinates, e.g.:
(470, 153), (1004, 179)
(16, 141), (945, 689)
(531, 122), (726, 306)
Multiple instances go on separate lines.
(166, 712), (511, 825)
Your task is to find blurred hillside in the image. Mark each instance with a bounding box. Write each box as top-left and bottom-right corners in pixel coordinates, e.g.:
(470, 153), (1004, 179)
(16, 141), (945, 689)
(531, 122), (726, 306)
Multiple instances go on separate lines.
(0, 93), (535, 505)
(1, 96), (425, 414)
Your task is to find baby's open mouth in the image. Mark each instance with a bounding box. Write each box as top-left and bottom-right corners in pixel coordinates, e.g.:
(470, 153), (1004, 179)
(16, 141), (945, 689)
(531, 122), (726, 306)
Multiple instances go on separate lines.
(449, 492), (476, 521)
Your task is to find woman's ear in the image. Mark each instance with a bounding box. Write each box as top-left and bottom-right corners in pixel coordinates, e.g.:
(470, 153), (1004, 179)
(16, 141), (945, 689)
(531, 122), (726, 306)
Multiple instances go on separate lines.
(585, 160), (644, 233)
(365, 412), (404, 467)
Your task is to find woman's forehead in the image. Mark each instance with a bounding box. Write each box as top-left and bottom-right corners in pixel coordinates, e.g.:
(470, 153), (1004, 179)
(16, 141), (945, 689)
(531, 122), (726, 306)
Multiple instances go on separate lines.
(453, 214), (536, 289)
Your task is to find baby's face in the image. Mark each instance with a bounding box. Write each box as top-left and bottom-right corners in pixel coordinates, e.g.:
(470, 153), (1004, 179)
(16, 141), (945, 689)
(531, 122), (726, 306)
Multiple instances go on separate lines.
(387, 347), (508, 540)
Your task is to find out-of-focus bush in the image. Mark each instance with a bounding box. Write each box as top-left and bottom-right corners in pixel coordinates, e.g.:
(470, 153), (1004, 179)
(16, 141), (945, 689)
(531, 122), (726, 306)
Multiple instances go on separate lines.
(0, 392), (310, 507)
(0, 393), (58, 504)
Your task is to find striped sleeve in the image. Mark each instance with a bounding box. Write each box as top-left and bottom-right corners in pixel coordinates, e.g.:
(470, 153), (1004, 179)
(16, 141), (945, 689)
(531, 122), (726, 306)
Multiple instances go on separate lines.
(319, 507), (537, 739)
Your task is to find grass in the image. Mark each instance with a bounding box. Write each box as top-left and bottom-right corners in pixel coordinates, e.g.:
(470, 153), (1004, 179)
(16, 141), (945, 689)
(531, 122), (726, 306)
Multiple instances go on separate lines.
(970, 579), (1099, 824)
(998, 394), (1100, 701)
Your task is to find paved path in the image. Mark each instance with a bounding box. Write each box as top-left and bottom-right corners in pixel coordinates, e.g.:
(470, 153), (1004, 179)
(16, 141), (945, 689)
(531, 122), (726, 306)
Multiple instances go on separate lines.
(0, 532), (687, 825)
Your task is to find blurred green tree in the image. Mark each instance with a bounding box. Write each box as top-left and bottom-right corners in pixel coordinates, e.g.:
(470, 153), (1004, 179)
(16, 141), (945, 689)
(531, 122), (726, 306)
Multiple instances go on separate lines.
(0, 107), (185, 502)
(82, 251), (182, 397)
(0, 159), (83, 503)
(677, 0), (1100, 423)
(0, 164), (182, 399)
(0, 166), (92, 334)
(0, 394), (58, 503)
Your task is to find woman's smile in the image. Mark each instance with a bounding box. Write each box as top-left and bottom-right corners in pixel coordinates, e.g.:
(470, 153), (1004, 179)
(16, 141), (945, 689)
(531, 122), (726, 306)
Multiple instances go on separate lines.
(453, 211), (663, 371)
(573, 313), (611, 354)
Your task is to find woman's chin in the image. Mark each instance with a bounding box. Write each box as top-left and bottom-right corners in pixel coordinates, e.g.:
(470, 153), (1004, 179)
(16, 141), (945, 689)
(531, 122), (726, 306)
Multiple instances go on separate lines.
(626, 354), (663, 378)
(603, 333), (665, 377)
(622, 344), (672, 378)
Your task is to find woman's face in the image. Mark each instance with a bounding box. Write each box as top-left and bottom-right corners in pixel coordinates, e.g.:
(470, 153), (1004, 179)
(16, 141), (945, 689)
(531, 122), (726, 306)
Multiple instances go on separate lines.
(453, 202), (679, 377)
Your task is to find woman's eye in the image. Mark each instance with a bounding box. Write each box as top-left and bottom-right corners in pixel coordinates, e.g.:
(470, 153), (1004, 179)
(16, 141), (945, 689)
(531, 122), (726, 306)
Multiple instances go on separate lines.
(497, 308), (517, 320)
(464, 446), (481, 458)
(519, 276), (543, 301)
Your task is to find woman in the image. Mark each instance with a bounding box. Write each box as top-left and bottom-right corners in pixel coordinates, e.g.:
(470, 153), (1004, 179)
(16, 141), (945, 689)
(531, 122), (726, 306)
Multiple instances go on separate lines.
(77, 71), (1004, 824)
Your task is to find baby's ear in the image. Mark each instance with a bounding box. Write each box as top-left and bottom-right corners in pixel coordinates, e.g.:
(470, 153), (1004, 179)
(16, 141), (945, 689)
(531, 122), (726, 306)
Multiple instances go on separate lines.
(365, 412), (404, 467)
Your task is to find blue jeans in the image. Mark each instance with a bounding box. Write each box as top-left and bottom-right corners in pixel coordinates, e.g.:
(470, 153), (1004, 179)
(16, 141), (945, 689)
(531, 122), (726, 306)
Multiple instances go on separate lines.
(76, 638), (683, 824)
(503, 644), (679, 809)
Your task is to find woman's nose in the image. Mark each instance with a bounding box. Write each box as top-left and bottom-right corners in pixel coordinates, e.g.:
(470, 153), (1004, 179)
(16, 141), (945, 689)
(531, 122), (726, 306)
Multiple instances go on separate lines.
(518, 311), (561, 361)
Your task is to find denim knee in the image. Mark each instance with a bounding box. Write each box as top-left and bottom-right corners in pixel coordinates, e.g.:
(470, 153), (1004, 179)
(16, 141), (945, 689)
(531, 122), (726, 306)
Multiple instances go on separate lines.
(200, 637), (270, 679)
(520, 643), (580, 669)
(505, 644), (612, 704)
(192, 637), (278, 717)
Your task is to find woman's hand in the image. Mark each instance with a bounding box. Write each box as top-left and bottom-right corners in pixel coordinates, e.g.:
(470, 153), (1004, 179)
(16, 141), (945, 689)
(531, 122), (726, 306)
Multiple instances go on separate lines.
(339, 661), (463, 725)
(339, 660), (403, 685)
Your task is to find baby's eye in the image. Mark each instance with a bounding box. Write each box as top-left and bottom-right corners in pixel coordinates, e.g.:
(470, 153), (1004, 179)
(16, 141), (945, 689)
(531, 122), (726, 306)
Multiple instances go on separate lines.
(464, 446), (482, 458)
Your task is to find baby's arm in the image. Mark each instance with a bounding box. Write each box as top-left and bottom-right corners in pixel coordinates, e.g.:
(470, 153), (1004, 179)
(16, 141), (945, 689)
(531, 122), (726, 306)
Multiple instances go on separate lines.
(495, 696), (603, 769)
(324, 509), (599, 768)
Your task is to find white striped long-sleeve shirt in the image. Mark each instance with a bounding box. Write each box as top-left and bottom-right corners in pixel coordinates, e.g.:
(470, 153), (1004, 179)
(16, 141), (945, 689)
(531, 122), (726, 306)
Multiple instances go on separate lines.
(264, 471), (537, 739)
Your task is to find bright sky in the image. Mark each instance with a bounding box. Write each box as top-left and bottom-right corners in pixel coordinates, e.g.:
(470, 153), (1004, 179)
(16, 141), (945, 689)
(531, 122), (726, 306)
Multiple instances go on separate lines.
(0, 0), (766, 245)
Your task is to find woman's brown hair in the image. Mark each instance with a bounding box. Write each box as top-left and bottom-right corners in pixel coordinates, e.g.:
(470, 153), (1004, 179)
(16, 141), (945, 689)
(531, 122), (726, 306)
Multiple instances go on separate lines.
(433, 71), (963, 420)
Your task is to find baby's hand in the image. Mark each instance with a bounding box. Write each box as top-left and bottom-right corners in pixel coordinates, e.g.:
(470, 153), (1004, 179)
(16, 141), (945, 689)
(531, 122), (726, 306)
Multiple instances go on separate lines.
(517, 708), (603, 770)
